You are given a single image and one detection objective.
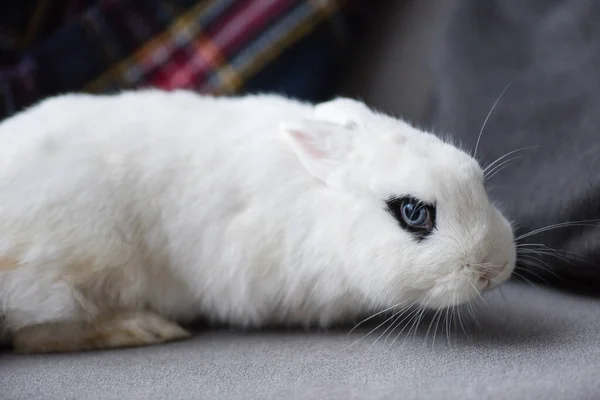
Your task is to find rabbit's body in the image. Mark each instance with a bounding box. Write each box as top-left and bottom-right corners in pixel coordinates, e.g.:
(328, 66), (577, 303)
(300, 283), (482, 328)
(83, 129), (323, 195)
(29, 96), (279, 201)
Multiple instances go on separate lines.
(0, 90), (516, 353)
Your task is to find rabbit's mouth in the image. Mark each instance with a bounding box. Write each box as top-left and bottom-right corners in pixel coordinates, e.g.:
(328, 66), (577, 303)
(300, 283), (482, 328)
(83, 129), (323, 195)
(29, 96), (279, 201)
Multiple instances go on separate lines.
(481, 261), (512, 291)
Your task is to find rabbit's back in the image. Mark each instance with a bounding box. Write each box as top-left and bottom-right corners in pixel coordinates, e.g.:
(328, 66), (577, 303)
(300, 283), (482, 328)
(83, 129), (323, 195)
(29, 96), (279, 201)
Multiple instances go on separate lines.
(0, 90), (328, 331)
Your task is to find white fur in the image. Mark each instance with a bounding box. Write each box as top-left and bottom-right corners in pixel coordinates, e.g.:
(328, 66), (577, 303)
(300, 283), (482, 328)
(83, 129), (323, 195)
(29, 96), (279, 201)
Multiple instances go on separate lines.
(0, 90), (516, 334)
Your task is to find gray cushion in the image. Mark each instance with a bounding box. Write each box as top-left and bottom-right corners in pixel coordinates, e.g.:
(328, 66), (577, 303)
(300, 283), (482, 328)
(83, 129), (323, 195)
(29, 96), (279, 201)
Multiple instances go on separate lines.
(2, 283), (599, 399)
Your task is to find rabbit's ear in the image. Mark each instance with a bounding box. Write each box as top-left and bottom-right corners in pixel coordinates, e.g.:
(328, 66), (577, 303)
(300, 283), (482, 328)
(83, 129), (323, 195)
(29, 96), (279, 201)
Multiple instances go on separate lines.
(314, 97), (370, 129)
(280, 119), (356, 186)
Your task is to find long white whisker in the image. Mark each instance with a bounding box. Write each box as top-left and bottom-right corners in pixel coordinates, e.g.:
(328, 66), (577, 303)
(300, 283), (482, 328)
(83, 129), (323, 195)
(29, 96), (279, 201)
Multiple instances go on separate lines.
(464, 294), (477, 321)
(384, 294), (433, 347)
(348, 301), (406, 335)
(467, 279), (486, 304)
(514, 261), (555, 285)
(516, 243), (593, 264)
(431, 307), (444, 349)
(456, 293), (470, 339)
(485, 156), (522, 176)
(410, 301), (429, 343)
(485, 156), (523, 180)
(373, 297), (427, 350)
(425, 308), (442, 347)
(384, 311), (410, 345)
(515, 219), (600, 241)
(388, 305), (426, 349)
(518, 248), (576, 266)
(517, 255), (564, 283)
(518, 254), (553, 269)
(368, 311), (406, 351)
(349, 308), (404, 347)
(474, 81), (513, 158)
(483, 146), (539, 174)
(447, 285), (456, 348)
(401, 307), (425, 348)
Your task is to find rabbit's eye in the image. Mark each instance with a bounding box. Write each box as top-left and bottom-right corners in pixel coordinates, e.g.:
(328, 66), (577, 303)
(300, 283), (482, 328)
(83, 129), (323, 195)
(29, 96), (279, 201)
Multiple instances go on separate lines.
(401, 200), (428, 227)
(385, 196), (435, 239)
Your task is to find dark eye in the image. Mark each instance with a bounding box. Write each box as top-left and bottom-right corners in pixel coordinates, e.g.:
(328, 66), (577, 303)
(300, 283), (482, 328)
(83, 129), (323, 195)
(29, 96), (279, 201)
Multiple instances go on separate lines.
(385, 196), (436, 239)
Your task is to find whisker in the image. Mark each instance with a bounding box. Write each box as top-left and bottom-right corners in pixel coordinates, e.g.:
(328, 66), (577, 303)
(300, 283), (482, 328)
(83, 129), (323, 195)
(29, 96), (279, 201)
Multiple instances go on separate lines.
(517, 243), (580, 254)
(410, 301), (430, 343)
(515, 219), (600, 241)
(377, 296), (430, 349)
(514, 262), (556, 285)
(384, 310), (412, 345)
(467, 280), (486, 304)
(401, 307), (426, 348)
(452, 304), (460, 343)
(485, 156), (523, 180)
(518, 248), (576, 266)
(424, 308), (442, 347)
(349, 297), (421, 349)
(474, 81), (513, 158)
(395, 312), (420, 349)
(400, 297), (431, 349)
(349, 308), (405, 347)
(464, 295), (477, 322)
(431, 306), (444, 349)
(485, 156), (521, 177)
(516, 243), (593, 264)
(368, 310), (407, 351)
(518, 246), (591, 266)
(445, 313), (451, 348)
(445, 298), (452, 347)
(518, 253), (559, 273)
(347, 301), (406, 335)
(517, 256), (566, 284)
(456, 304), (468, 339)
(510, 269), (539, 287)
(483, 146), (539, 174)
(388, 305), (426, 349)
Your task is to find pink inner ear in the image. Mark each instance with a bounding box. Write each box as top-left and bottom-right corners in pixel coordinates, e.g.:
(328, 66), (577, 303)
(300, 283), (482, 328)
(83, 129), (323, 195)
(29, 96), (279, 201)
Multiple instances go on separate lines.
(289, 130), (326, 159)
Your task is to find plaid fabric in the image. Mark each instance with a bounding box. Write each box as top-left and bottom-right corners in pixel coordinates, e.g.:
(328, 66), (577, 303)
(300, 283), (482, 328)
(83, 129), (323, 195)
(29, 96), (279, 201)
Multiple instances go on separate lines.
(0, 0), (353, 120)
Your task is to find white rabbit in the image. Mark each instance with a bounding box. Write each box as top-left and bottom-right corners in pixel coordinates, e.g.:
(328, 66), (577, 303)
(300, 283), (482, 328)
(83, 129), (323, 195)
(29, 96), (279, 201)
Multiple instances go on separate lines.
(0, 90), (515, 353)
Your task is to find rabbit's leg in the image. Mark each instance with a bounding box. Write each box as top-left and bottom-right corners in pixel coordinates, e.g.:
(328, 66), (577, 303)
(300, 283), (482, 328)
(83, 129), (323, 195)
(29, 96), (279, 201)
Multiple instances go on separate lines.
(12, 312), (190, 353)
(2, 259), (191, 353)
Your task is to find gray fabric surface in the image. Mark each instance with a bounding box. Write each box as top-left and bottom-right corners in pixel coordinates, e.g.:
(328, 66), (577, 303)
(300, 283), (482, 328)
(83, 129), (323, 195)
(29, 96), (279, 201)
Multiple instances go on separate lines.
(1, 283), (599, 399)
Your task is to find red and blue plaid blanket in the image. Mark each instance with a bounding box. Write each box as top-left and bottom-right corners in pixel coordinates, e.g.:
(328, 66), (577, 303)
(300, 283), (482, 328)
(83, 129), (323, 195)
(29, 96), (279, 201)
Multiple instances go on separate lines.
(0, 0), (355, 120)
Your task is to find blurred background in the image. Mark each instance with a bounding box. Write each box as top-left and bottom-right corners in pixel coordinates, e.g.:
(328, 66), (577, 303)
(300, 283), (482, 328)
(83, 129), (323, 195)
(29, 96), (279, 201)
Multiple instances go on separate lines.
(1, 0), (599, 290)
(0, 0), (435, 121)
